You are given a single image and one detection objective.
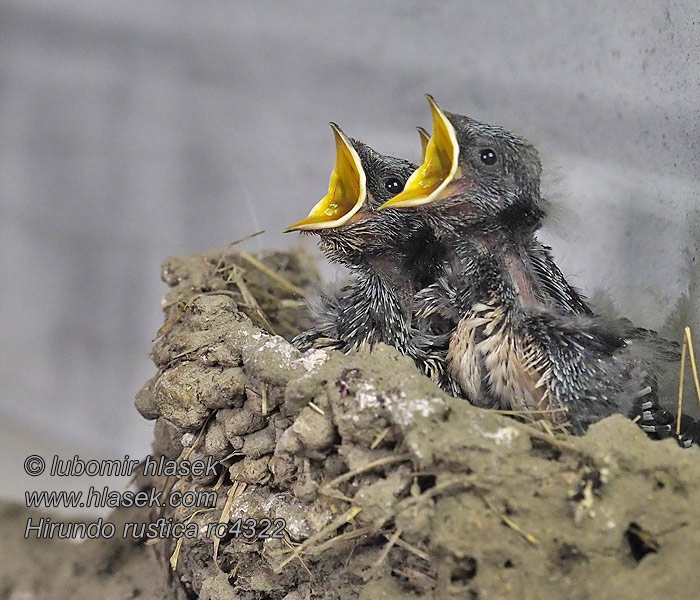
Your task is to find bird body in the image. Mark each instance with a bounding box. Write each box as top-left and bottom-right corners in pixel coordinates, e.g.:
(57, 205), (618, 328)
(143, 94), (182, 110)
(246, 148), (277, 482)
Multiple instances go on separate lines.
(306, 215), (440, 353)
(418, 234), (670, 433)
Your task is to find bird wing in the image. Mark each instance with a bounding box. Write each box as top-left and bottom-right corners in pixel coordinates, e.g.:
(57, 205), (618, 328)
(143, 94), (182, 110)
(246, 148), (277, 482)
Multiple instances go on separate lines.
(526, 242), (592, 315)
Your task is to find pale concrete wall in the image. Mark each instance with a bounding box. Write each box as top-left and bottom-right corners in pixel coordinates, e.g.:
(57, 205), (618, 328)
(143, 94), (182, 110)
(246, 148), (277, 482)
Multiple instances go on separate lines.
(1, 0), (698, 461)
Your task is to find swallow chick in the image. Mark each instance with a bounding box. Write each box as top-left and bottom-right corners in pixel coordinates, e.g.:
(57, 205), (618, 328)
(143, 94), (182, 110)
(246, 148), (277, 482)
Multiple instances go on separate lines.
(285, 123), (451, 386)
(379, 96), (679, 435)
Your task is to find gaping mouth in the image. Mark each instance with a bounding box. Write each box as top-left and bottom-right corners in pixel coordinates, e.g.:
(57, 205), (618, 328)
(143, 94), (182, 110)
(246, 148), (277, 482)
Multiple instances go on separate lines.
(284, 123), (366, 232)
(378, 95), (459, 210)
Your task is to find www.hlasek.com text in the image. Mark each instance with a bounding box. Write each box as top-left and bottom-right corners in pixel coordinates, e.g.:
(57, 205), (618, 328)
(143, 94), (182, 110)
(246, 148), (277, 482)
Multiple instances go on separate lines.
(25, 485), (217, 510)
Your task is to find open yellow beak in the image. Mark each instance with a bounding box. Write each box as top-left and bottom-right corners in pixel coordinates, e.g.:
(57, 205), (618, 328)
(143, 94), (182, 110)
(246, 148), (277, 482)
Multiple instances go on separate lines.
(284, 123), (366, 232)
(416, 126), (430, 162)
(378, 95), (459, 210)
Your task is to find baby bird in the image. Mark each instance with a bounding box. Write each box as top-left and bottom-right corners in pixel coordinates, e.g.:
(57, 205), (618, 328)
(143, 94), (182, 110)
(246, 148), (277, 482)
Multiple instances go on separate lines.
(380, 97), (678, 435)
(286, 123), (449, 383)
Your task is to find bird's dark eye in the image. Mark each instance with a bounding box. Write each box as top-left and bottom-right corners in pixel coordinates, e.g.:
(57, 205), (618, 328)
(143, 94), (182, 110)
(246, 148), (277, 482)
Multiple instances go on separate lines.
(384, 178), (403, 194)
(479, 148), (497, 165)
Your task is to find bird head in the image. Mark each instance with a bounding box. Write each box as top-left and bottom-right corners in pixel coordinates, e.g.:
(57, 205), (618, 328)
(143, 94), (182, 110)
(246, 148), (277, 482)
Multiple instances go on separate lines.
(285, 123), (415, 234)
(379, 96), (543, 234)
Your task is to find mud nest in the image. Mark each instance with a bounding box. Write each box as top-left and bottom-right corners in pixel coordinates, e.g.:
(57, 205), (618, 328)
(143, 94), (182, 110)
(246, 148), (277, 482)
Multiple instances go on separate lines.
(135, 245), (700, 600)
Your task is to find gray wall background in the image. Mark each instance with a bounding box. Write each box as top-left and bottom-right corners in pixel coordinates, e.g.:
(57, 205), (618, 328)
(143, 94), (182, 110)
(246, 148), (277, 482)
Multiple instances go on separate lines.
(1, 1), (699, 494)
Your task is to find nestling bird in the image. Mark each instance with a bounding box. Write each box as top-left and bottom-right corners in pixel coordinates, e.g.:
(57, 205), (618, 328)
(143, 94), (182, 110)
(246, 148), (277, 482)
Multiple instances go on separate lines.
(380, 96), (680, 435)
(285, 123), (451, 385)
